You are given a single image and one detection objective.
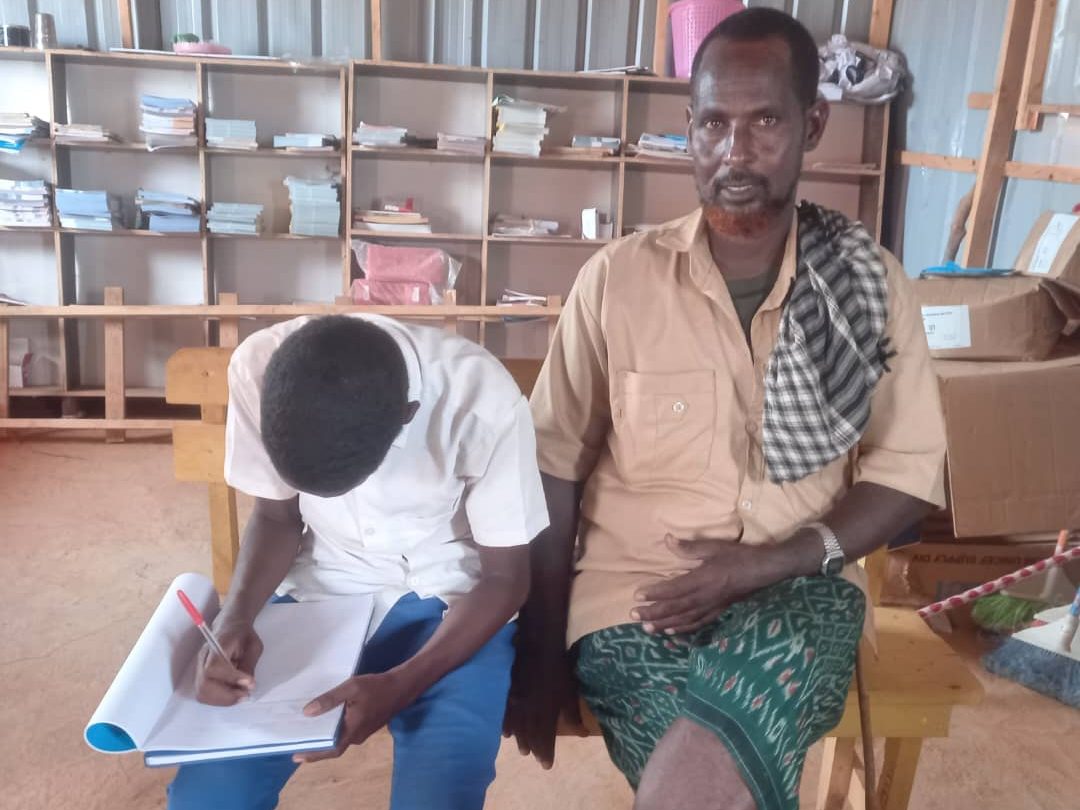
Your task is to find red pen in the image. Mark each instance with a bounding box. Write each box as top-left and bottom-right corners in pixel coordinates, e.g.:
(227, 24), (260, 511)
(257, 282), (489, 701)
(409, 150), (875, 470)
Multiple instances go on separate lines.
(177, 589), (231, 664)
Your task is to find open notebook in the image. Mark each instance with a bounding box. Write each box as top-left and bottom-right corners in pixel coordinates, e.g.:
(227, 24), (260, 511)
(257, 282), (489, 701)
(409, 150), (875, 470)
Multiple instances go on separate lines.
(85, 572), (373, 767)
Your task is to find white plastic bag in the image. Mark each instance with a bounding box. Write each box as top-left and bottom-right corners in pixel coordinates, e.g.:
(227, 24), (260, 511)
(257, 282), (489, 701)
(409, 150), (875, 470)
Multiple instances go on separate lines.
(818, 34), (907, 104)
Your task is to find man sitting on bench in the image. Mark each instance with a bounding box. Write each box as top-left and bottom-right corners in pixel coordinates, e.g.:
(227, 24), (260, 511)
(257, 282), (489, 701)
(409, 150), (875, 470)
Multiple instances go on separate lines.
(167, 314), (548, 810)
(505, 9), (947, 810)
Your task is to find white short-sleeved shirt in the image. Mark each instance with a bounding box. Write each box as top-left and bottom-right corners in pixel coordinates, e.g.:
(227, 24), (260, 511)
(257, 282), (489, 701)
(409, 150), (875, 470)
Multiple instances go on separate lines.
(225, 314), (550, 631)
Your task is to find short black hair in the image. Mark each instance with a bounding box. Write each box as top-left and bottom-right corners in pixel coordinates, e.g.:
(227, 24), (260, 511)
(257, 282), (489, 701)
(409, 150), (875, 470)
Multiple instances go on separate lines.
(690, 7), (819, 109)
(260, 316), (409, 496)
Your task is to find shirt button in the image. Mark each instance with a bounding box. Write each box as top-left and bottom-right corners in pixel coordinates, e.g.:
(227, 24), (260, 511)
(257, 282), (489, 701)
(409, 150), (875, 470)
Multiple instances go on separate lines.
(746, 421), (758, 435)
(672, 400), (687, 415)
(740, 499), (753, 510)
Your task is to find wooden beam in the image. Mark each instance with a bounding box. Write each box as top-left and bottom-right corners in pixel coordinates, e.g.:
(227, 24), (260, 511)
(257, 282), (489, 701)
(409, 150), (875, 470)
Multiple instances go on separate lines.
(899, 151), (977, 173)
(208, 482), (239, 596)
(816, 738), (857, 810)
(1005, 161), (1080, 183)
(217, 292), (240, 348)
(104, 287), (126, 443)
(117, 0), (134, 49)
(0, 318), (9, 430)
(0, 304), (563, 319)
(653, 0), (670, 76)
(962, 0), (1036, 268)
(371, 0), (383, 62)
(877, 738), (924, 810)
(1031, 103), (1080, 116)
(1017, 0), (1057, 130)
(967, 92), (992, 110)
(0, 418), (176, 430)
(868, 0), (896, 49)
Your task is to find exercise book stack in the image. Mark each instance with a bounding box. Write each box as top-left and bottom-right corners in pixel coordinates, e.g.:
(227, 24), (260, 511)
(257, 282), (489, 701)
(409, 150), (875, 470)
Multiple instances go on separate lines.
(436, 133), (486, 155)
(136, 189), (201, 233)
(55, 123), (119, 144)
(353, 123), (407, 149)
(492, 95), (563, 157)
(56, 188), (121, 231)
(273, 133), (339, 153)
(0, 113), (48, 151)
(0, 179), (53, 227)
(139, 95), (197, 151)
(207, 202), (264, 235)
(285, 175), (341, 237)
(206, 118), (257, 151)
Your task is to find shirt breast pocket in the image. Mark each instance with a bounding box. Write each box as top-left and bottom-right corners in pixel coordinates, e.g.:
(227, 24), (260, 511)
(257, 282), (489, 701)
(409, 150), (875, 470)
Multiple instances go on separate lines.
(614, 370), (716, 486)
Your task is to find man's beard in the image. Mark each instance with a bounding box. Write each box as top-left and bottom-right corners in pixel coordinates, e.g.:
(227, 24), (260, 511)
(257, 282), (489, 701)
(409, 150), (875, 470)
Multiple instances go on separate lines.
(700, 172), (795, 239)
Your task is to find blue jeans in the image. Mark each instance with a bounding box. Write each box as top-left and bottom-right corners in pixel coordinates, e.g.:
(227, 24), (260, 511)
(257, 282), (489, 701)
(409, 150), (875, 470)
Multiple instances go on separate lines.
(167, 593), (516, 810)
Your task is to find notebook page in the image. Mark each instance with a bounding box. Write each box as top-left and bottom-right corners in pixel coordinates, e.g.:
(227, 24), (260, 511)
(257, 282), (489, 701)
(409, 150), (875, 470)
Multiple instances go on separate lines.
(85, 572), (219, 753)
(143, 595), (374, 755)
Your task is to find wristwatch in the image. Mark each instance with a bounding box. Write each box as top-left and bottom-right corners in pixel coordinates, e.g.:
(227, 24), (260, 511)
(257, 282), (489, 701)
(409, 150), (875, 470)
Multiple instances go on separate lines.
(806, 522), (845, 576)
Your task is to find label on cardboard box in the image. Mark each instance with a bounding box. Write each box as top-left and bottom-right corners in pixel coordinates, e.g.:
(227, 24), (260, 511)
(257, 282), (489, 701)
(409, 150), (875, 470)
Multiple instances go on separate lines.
(921, 305), (971, 349)
(1028, 213), (1080, 275)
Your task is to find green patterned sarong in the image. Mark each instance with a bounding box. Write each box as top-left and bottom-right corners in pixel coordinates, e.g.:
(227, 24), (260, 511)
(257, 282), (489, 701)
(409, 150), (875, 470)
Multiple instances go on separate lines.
(575, 576), (865, 810)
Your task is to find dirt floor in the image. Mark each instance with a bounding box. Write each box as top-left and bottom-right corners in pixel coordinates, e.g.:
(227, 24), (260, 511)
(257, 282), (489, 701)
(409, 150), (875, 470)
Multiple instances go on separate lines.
(1, 435), (1077, 809)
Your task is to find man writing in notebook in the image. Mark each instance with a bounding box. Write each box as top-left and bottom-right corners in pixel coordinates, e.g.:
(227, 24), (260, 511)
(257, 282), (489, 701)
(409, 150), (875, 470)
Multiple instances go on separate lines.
(167, 315), (548, 810)
(505, 9), (946, 810)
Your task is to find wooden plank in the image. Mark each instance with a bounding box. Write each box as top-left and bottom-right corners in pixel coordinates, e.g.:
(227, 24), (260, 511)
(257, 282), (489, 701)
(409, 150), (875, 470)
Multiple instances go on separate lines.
(117, 0), (135, 50)
(104, 287), (125, 443)
(165, 347), (234, 406)
(653, 0), (670, 76)
(898, 151), (977, 173)
(868, 0), (896, 49)
(1005, 162), (1080, 183)
(0, 304), (563, 319)
(816, 737), (857, 810)
(208, 482), (239, 596)
(877, 738), (924, 810)
(0, 418), (177, 430)
(961, 0), (1036, 269)
(217, 293), (240, 348)
(967, 92), (992, 110)
(1030, 103), (1080, 116)
(1017, 0), (1057, 130)
(371, 0), (383, 62)
(0, 318), (9, 429)
(173, 422), (227, 483)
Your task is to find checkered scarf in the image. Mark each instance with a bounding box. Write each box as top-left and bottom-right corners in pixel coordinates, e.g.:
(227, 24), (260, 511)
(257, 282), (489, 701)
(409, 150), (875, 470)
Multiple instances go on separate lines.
(762, 202), (893, 483)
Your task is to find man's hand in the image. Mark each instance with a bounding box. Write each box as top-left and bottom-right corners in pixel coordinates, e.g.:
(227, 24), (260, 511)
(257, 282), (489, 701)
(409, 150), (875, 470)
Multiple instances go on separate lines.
(293, 672), (416, 764)
(633, 535), (785, 635)
(503, 643), (586, 769)
(194, 619), (262, 705)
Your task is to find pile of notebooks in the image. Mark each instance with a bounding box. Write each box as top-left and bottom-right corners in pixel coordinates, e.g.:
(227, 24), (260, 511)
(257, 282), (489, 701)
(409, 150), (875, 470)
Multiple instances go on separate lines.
(492, 95), (563, 157)
(285, 175), (341, 237)
(491, 214), (560, 238)
(207, 202), (264, 235)
(0, 179), (53, 227)
(628, 132), (689, 160)
(54, 123), (119, 144)
(136, 189), (201, 233)
(273, 133), (339, 153)
(206, 118), (257, 151)
(139, 95), (197, 151)
(0, 113), (48, 152)
(565, 135), (621, 156)
(56, 188), (122, 231)
(353, 123), (407, 149)
(352, 207), (431, 235)
(437, 133), (486, 155)
(498, 289), (548, 322)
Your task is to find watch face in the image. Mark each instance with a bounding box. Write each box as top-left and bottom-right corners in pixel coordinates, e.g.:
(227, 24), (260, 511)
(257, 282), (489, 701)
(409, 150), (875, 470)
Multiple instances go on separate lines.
(825, 556), (845, 576)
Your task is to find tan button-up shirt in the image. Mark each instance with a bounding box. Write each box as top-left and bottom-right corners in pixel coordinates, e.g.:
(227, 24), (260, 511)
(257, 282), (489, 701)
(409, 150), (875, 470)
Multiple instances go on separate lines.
(530, 208), (947, 646)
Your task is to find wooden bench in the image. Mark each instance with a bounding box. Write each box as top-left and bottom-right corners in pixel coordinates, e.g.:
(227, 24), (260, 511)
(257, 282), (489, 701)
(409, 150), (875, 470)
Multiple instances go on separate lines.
(167, 346), (982, 810)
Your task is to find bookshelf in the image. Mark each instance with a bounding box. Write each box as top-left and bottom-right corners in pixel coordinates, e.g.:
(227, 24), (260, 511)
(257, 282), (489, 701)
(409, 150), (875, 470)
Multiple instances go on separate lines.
(1, 49), (891, 432)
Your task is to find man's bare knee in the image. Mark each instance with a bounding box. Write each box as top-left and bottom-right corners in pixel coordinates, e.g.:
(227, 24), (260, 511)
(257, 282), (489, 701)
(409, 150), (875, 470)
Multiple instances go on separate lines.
(634, 717), (756, 810)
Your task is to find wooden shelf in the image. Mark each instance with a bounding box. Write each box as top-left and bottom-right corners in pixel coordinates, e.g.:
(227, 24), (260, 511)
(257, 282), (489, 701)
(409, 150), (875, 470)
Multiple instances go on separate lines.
(58, 227), (201, 238)
(492, 152), (620, 166)
(0, 303), (561, 319)
(0, 225), (55, 235)
(488, 235), (611, 246)
(350, 145), (485, 162)
(349, 230), (483, 242)
(208, 232), (340, 241)
(622, 155), (693, 170)
(204, 147), (342, 158)
(55, 141), (195, 154)
(9, 386), (165, 398)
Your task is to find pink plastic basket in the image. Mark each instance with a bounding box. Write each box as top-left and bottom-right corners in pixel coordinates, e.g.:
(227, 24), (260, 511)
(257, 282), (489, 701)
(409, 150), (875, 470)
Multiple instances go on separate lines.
(669, 0), (745, 78)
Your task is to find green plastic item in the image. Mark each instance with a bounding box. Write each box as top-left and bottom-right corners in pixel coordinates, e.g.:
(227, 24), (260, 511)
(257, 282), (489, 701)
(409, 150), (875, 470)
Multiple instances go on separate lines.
(972, 593), (1045, 633)
(172, 33), (200, 44)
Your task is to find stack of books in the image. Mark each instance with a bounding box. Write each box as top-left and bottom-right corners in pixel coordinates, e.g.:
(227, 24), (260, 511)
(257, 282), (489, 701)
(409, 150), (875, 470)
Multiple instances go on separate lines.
(0, 179), (53, 227)
(564, 135), (621, 156)
(0, 113), (48, 152)
(353, 123), (407, 149)
(273, 133), (339, 153)
(352, 208), (431, 235)
(54, 123), (120, 144)
(498, 289), (548, 322)
(628, 133), (689, 160)
(139, 95), (197, 151)
(205, 118), (257, 151)
(492, 95), (563, 157)
(136, 189), (201, 233)
(491, 214), (561, 238)
(285, 175), (341, 237)
(56, 188), (122, 231)
(207, 202), (264, 235)
(437, 133), (486, 155)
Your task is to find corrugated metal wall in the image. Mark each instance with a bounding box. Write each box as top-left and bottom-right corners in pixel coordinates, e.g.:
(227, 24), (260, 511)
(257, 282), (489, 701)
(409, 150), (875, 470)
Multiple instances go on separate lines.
(893, 0), (1080, 275)
(2, 1), (876, 66)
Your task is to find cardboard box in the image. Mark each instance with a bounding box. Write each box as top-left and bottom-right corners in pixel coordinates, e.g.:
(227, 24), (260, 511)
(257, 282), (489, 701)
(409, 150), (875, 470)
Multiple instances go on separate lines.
(7, 337), (30, 388)
(1016, 211), (1080, 285)
(915, 276), (1064, 360)
(935, 347), (1080, 537)
(883, 539), (1080, 605)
